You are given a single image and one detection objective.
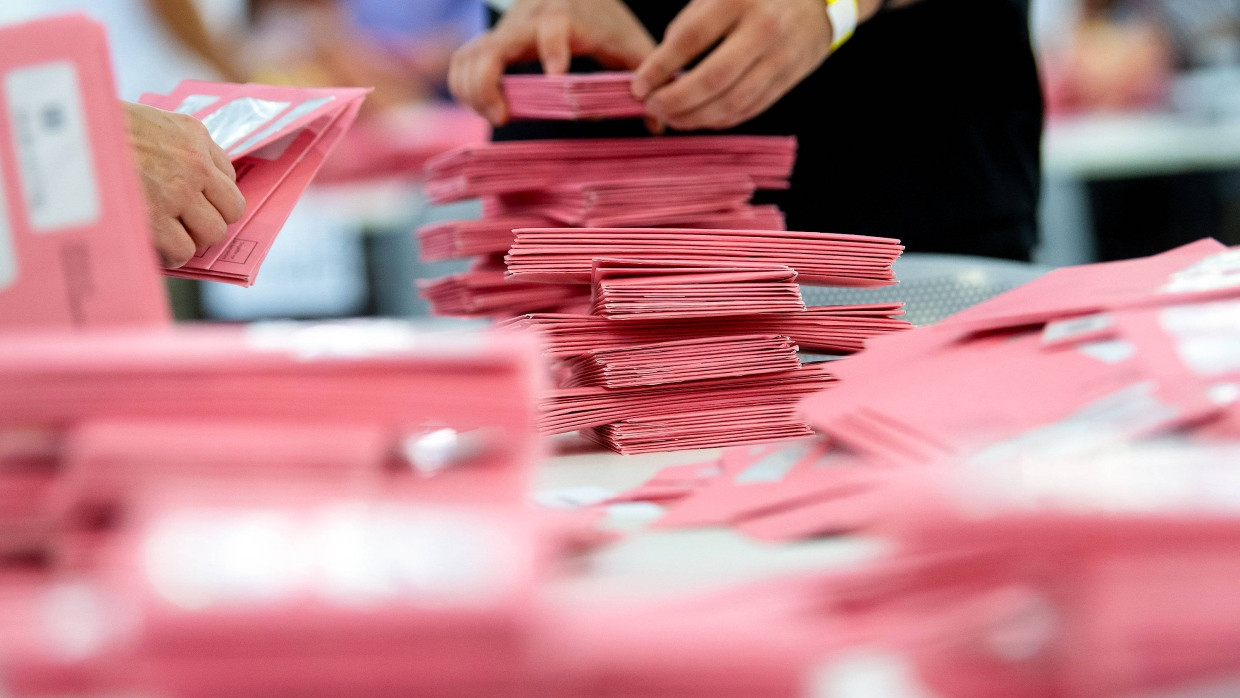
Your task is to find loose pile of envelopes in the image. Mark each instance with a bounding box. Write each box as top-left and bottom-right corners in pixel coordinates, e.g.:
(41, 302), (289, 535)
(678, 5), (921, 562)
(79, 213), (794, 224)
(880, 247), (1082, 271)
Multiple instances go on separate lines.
(416, 131), (797, 318)
(139, 80), (368, 286)
(615, 237), (1240, 539)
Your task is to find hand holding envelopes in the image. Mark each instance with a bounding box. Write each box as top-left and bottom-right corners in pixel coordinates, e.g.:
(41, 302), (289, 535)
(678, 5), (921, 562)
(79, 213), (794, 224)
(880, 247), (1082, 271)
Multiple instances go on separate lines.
(140, 81), (368, 286)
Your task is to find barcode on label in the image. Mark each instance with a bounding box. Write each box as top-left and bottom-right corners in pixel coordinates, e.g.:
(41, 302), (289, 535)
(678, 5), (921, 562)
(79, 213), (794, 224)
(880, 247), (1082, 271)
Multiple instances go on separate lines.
(5, 61), (100, 233)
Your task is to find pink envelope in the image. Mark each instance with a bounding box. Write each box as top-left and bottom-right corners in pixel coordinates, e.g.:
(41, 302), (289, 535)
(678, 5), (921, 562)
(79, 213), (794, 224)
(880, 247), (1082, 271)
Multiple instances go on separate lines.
(140, 82), (369, 286)
(490, 174), (758, 227)
(0, 14), (169, 329)
(418, 265), (589, 318)
(417, 214), (555, 262)
(508, 305), (911, 357)
(561, 334), (802, 389)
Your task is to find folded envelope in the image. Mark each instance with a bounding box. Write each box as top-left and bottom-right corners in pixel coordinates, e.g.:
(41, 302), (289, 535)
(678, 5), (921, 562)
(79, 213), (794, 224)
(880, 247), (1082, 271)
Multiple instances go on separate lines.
(502, 72), (647, 120)
(425, 135), (796, 202)
(507, 305), (911, 357)
(589, 259), (805, 320)
(489, 174), (757, 228)
(417, 215), (556, 263)
(589, 404), (816, 455)
(561, 334), (802, 389)
(139, 81), (369, 286)
(419, 267), (589, 318)
(0, 15), (169, 329)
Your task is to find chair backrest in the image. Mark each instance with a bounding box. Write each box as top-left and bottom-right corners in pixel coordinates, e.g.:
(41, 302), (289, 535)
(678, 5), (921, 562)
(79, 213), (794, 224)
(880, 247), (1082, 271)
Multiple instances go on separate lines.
(801, 253), (1053, 327)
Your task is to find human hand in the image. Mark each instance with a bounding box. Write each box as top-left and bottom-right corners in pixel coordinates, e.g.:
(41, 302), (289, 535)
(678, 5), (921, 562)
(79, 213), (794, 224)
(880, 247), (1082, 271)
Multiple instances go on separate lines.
(632, 0), (834, 131)
(449, 0), (656, 125)
(123, 102), (246, 268)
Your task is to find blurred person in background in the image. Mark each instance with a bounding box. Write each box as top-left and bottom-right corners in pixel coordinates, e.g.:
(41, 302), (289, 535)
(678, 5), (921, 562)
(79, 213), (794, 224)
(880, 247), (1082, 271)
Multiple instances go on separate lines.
(451, 0), (1045, 262)
(1043, 0), (1240, 261)
(247, 0), (484, 112)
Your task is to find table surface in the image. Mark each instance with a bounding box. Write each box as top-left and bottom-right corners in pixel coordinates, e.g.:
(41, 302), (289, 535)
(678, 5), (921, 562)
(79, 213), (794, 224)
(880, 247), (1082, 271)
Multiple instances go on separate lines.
(534, 435), (883, 606)
(1044, 112), (1240, 180)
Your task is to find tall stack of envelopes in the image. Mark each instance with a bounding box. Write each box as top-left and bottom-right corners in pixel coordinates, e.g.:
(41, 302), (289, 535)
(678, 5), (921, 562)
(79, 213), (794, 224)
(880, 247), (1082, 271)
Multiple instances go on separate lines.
(416, 72), (911, 453)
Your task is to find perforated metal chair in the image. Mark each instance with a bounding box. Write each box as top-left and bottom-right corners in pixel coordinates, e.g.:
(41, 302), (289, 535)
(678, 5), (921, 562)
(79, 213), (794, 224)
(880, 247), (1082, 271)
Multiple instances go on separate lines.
(801, 253), (1053, 327)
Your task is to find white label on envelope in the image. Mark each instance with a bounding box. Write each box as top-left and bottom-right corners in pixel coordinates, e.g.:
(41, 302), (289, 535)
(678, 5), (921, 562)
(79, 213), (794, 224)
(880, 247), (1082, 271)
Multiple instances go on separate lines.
(1161, 249), (1240, 294)
(0, 158), (15, 290)
(6, 61), (101, 233)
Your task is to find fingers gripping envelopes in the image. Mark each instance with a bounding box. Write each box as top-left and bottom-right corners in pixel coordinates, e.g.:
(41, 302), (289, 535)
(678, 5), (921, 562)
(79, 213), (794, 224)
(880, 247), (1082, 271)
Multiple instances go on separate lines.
(139, 81), (368, 286)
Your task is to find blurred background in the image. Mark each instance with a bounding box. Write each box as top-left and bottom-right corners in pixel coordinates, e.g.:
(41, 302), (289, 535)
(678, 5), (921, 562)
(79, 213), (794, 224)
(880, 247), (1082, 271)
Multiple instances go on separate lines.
(4, 0), (1238, 321)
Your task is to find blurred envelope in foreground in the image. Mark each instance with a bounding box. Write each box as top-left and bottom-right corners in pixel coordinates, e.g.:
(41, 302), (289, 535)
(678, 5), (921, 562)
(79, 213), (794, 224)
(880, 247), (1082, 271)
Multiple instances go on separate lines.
(0, 14), (169, 329)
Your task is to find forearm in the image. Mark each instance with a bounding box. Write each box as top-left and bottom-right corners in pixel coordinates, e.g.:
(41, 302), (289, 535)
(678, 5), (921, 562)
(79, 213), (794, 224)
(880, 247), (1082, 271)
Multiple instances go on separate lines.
(146, 0), (247, 83)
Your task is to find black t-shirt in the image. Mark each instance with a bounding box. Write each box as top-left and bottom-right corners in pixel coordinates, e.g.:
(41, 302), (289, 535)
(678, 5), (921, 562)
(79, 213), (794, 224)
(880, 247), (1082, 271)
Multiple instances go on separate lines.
(492, 0), (1044, 261)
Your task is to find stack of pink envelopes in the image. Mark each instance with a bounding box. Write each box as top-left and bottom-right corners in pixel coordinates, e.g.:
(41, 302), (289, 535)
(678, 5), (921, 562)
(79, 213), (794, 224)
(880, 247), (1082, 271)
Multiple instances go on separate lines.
(416, 136), (795, 318)
(488, 174), (757, 228)
(425, 135), (797, 202)
(418, 260), (589, 317)
(503, 72), (647, 120)
(560, 335), (802, 389)
(519, 245), (910, 452)
(507, 305), (911, 357)
(0, 320), (547, 562)
(589, 260), (805, 319)
(506, 227), (902, 287)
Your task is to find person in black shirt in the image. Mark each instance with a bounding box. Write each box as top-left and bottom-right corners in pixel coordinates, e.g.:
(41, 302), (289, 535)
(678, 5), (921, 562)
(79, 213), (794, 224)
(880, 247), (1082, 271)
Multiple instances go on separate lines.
(449, 0), (1043, 262)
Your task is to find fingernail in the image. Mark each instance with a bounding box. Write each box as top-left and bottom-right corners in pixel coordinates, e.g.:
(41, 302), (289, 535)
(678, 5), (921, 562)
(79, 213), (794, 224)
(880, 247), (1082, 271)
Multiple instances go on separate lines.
(631, 76), (649, 100)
